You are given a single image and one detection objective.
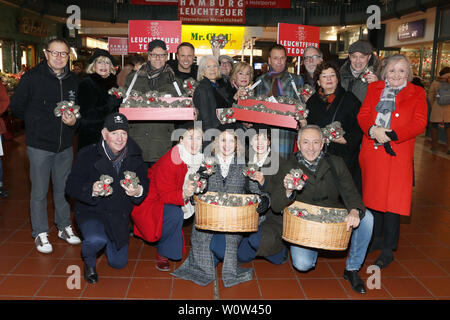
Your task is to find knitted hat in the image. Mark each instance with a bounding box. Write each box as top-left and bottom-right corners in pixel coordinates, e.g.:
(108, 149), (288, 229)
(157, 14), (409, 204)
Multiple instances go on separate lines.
(348, 40), (373, 55)
(104, 113), (129, 132)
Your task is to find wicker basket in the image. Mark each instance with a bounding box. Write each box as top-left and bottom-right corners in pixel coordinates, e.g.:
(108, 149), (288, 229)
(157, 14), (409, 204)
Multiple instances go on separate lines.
(194, 192), (259, 232)
(282, 201), (352, 251)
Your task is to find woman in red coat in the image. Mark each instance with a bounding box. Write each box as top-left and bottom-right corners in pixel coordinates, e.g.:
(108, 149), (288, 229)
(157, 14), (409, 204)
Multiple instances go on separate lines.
(358, 54), (427, 269)
(131, 126), (203, 271)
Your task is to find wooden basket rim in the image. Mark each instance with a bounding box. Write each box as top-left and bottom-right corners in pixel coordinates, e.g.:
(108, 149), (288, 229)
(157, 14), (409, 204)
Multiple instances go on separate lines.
(194, 192), (259, 209)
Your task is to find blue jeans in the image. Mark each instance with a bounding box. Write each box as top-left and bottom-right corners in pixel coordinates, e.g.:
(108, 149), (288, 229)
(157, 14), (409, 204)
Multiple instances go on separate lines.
(156, 204), (184, 260)
(291, 210), (374, 272)
(78, 217), (128, 268)
(27, 146), (73, 238)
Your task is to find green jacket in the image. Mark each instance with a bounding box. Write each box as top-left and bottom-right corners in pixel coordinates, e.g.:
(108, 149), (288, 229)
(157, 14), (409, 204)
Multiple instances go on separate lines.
(267, 153), (365, 216)
(124, 63), (184, 162)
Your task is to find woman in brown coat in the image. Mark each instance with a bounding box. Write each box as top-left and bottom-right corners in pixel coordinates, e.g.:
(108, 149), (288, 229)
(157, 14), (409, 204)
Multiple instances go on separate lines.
(428, 66), (450, 154)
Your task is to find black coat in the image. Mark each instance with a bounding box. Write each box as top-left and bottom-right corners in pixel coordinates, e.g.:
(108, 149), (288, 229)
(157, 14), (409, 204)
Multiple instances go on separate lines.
(306, 85), (363, 192)
(76, 73), (119, 151)
(193, 78), (233, 130)
(10, 60), (79, 153)
(65, 137), (149, 249)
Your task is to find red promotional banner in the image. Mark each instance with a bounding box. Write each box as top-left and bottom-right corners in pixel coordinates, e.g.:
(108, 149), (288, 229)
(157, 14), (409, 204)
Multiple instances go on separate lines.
(178, 0), (245, 25)
(128, 20), (182, 53)
(130, 0), (290, 8)
(277, 23), (320, 57)
(108, 37), (128, 55)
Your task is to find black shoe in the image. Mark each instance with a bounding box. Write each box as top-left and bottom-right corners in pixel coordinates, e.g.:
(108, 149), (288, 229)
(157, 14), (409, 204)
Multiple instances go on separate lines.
(0, 187), (8, 198)
(84, 264), (98, 284)
(343, 270), (366, 294)
(374, 250), (394, 269)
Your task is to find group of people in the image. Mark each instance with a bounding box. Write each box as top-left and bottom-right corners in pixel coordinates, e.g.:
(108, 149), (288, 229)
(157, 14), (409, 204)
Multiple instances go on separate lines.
(8, 35), (430, 295)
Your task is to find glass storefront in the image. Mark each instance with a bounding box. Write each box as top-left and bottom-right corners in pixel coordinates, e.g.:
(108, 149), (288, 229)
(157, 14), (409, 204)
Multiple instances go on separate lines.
(435, 41), (450, 74)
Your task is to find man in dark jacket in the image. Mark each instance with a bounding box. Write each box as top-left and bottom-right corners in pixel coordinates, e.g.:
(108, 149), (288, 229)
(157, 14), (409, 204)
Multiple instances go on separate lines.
(65, 113), (149, 284)
(267, 125), (373, 294)
(167, 42), (198, 81)
(124, 39), (185, 165)
(10, 38), (81, 254)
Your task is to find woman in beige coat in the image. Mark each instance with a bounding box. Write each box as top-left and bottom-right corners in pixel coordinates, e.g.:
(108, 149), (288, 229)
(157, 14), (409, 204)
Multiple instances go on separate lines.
(428, 66), (450, 154)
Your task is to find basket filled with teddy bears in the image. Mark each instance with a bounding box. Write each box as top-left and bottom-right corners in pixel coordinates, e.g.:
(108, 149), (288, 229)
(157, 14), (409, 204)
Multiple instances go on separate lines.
(194, 192), (260, 233)
(282, 201), (352, 251)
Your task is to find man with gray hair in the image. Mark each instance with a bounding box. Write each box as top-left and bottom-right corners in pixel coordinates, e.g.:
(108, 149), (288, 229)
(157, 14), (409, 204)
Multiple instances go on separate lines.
(267, 125), (374, 294)
(301, 46), (323, 87)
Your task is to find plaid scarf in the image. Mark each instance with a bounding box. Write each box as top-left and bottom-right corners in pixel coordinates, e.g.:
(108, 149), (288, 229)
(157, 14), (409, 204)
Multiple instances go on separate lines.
(375, 80), (407, 128)
(102, 140), (128, 174)
(295, 151), (324, 173)
(267, 68), (286, 97)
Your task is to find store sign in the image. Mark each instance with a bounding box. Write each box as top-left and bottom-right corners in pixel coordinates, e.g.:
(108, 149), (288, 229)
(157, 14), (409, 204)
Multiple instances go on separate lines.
(397, 19), (425, 41)
(130, 0), (289, 8)
(108, 37), (128, 55)
(178, 0), (245, 24)
(18, 16), (48, 37)
(181, 25), (244, 49)
(128, 20), (182, 53)
(277, 23), (320, 56)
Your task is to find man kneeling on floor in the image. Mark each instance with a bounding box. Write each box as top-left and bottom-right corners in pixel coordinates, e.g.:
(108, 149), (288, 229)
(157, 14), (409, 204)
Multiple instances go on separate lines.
(65, 113), (149, 284)
(268, 125), (373, 294)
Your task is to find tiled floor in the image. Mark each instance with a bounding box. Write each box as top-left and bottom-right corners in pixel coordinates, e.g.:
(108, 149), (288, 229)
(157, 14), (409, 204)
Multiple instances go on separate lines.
(0, 132), (449, 300)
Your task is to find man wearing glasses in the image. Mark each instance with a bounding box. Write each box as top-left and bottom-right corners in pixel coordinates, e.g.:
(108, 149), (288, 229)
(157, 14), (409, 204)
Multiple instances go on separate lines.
(10, 38), (81, 254)
(124, 39), (185, 167)
(301, 46), (323, 87)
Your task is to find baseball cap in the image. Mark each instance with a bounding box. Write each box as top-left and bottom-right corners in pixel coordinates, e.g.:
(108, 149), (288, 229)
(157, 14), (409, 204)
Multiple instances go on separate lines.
(104, 113), (129, 132)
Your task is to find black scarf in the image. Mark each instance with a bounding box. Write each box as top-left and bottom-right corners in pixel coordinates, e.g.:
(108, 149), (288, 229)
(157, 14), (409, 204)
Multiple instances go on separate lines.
(89, 73), (117, 91)
(102, 140), (128, 174)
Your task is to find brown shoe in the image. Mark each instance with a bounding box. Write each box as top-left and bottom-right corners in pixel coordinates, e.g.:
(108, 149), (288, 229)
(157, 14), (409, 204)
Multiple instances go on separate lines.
(156, 253), (170, 272)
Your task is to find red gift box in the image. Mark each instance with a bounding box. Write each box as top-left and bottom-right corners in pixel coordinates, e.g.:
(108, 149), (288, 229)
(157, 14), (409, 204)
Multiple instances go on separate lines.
(119, 97), (194, 121)
(234, 99), (298, 129)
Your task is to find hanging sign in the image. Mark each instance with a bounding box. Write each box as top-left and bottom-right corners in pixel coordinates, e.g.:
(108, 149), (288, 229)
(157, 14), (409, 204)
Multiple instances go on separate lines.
(277, 23), (320, 56)
(130, 0), (290, 8)
(128, 20), (182, 53)
(108, 37), (128, 55)
(178, 0), (245, 25)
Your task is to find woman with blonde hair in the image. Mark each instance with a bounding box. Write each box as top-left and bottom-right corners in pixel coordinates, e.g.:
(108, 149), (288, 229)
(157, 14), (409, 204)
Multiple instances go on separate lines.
(172, 124), (270, 287)
(229, 61), (254, 101)
(77, 48), (122, 151)
(358, 54), (427, 269)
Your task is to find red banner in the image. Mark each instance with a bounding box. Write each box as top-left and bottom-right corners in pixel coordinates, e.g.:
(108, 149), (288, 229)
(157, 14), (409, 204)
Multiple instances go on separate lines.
(128, 20), (182, 53)
(178, 0), (245, 25)
(108, 37), (128, 55)
(130, 0), (289, 8)
(277, 23), (320, 57)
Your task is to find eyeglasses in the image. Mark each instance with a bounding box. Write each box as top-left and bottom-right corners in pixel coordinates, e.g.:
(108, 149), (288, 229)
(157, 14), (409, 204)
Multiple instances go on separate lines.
(149, 53), (168, 59)
(45, 50), (69, 58)
(205, 65), (219, 69)
(304, 55), (321, 62)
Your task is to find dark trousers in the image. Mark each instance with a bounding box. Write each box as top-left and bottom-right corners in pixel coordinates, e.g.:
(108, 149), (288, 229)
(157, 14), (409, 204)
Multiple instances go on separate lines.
(237, 228), (287, 265)
(370, 209), (400, 255)
(78, 218), (128, 269)
(156, 204), (184, 260)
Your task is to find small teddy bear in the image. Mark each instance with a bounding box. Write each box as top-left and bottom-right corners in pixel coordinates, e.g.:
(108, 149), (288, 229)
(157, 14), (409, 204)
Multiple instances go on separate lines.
(108, 87), (127, 99)
(360, 66), (375, 83)
(182, 78), (198, 97)
(217, 108), (236, 124)
(242, 164), (260, 179)
(120, 171), (140, 188)
(200, 157), (217, 176)
(188, 173), (207, 194)
(285, 168), (309, 190)
(54, 101), (81, 119)
(322, 121), (345, 144)
(96, 174), (114, 197)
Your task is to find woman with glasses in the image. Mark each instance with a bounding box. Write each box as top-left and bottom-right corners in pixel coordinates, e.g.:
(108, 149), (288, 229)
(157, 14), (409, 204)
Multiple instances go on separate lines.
(193, 55), (234, 131)
(77, 48), (121, 151)
(305, 61), (363, 193)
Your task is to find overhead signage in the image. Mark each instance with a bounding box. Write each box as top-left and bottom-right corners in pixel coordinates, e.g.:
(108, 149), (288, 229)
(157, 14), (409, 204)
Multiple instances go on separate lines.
(178, 0), (245, 24)
(277, 23), (320, 56)
(128, 20), (182, 53)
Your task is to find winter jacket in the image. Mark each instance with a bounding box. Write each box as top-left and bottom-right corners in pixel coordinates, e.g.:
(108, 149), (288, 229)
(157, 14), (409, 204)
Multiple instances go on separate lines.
(167, 59), (199, 81)
(268, 154), (365, 217)
(76, 73), (120, 151)
(358, 81), (427, 216)
(428, 72), (450, 123)
(306, 85), (363, 191)
(10, 60), (79, 153)
(65, 137), (149, 249)
(254, 70), (304, 99)
(193, 78), (233, 131)
(124, 62), (184, 162)
(340, 55), (380, 104)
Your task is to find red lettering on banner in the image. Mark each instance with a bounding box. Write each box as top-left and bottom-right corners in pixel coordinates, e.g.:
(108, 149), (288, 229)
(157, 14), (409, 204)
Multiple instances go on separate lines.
(178, 0), (245, 24)
(128, 20), (182, 53)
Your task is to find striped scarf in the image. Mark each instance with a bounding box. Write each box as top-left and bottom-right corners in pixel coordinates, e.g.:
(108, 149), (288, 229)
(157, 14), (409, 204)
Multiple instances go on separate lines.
(375, 80), (407, 128)
(295, 151), (324, 173)
(102, 140), (128, 174)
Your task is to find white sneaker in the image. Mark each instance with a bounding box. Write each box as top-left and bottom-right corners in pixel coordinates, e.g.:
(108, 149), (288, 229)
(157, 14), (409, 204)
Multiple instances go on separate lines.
(35, 232), (53, 254)
(58, 225), (81, 245)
